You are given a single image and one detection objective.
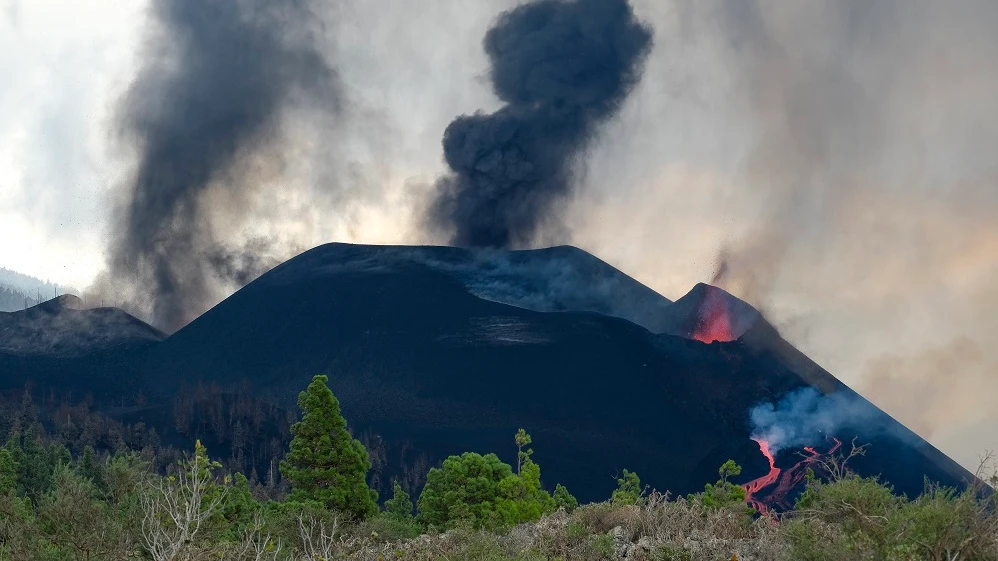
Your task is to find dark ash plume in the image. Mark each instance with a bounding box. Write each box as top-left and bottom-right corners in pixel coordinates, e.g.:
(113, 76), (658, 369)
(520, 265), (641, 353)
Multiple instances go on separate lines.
(107, 0), (338, 332)
(429, 0), (653, 248)
(206, 237), (308, 287)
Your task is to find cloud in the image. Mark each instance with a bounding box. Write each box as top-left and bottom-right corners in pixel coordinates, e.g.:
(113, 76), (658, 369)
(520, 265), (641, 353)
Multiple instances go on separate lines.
(2, 1), (19, 28)
(426, 0), (653, 248)
(861, 339), (998, 462)
(563, 0), (998, 470)
(99, 0), (344, 332)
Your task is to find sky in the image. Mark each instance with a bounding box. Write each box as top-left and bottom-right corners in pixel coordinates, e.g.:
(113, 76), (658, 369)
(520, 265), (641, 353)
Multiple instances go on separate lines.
(1, 0), (997, 473)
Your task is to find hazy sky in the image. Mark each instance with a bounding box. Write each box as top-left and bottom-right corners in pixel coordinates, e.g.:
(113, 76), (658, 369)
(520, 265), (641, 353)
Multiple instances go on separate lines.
(1, 0), (997, 472)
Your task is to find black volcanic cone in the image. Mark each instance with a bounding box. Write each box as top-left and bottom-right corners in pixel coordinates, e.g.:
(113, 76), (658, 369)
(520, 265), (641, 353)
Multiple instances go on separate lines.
(658, 283), (760, 341)
(0, 244), (977, 507)
(0, 295), (164, 356)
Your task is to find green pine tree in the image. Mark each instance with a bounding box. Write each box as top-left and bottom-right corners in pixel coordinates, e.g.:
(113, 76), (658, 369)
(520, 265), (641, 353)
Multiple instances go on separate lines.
(553, 483), (578, 512)
(611, 469), (644, 506)
(280, 375), (377, 520)
(20, 427), (52, 500)
(0, 446), (18, 493)
(417, 452), (513, 530)
(718, 459), (742, 484)
(384, 480), (414, 520)
(515, 428), (532, 474)
(3, 431), (24, 493)
(496, 455), (556, 524)
(77, 445), (103, 488)
(217, 472), (259, 539)
(690, 460), (751, 513)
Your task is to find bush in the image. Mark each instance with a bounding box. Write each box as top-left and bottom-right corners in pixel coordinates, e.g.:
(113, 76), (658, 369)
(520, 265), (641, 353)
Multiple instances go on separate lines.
(384, 480), (414, 520)
(357, 512), (426, 542)
(786, 467), (998, 561)
(611, 469), (644, 506)
(554, 483), (579, 513)
(417, 430), (565, 531)
(417, 451), (517, 530)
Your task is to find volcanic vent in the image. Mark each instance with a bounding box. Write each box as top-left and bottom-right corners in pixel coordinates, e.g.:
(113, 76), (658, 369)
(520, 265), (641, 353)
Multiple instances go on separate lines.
(661, 283), (760, 343)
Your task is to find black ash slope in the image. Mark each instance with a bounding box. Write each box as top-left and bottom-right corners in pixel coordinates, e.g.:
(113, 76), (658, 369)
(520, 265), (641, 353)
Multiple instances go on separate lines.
(0, 294), (164, 400)
(0, 243), (976, 506)
(144, 243), (972, 502)
(0, 294), (164, 356)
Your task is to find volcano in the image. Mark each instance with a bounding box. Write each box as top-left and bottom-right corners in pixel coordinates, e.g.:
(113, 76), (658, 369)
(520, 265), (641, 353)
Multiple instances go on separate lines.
(0, 294), (163, 356)
(0, 244), (975, 508)
(661, 282), (759, 343)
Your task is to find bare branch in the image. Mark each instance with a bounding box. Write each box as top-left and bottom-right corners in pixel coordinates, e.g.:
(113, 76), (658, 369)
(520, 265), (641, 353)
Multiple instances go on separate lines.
(296, 511), (339, 561)
(140, 450), (227, 561)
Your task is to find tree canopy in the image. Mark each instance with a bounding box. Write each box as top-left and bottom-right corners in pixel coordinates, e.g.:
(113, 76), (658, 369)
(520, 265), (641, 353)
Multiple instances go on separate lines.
(280, 374), (377, 520)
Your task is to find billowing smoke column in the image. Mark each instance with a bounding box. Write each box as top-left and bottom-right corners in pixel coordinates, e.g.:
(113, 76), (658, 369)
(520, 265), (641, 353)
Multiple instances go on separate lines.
(749, 387), (874, 454)
(429, 0), (653, 248)
(108, 0), (338, 332)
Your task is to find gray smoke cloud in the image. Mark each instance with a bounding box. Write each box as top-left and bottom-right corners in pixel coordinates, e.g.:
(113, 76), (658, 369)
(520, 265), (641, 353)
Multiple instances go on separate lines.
(703, 0), (902, 305)
(428, 0), (653, 248)
(567, 0), (998, 468)
(749, 387), (876, 454)
(696, 0), (998, 460)
(102, 0), (339, 332)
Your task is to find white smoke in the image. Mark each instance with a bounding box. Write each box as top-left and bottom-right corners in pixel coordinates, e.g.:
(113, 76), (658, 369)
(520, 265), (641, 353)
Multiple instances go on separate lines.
(749, 387), (875, 453)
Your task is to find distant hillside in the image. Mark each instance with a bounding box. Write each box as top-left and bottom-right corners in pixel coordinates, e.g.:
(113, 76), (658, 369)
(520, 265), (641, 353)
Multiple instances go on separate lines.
(0, 286), (39, 312)
(0, 294), (164, 356)
(0, 267), (78, 312)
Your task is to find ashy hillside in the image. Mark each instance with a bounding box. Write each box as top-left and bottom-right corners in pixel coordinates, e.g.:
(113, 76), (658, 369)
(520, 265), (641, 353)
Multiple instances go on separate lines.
(0, 243), (974, 511)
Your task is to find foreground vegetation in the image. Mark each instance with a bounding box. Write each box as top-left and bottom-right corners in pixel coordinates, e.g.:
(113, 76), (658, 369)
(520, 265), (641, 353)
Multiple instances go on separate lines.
(1, 375), (996, 560)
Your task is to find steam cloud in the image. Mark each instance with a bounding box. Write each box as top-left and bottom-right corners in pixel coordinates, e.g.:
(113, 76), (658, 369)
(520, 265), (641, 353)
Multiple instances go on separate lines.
(749, 387), (875, 454)
(428, 0), (653, 248)
(565, 0), (998, 467)
(705, 0), (891, 304)
(104, 0), (338, 332)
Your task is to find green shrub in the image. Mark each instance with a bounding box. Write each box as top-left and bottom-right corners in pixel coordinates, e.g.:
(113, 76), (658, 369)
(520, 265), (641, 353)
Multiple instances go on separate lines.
(687, 460), (753, 519)
(652, 544), (694, 561)
(589, 532), (616, 558)
(357, 511), (425, 542)
(417, 430), (559, 531)
(553, 483), (579, 513)
(384, 480), (415, 520)
(611, 469), (644, 506)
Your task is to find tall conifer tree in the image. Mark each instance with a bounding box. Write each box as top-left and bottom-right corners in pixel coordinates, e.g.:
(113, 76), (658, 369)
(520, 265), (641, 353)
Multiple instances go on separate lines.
(280, 375), (377, 519)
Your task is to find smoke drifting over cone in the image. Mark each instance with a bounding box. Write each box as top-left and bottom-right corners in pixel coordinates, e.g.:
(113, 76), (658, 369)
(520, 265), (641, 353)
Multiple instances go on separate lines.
(428, 0), (652, 248)
(749, 387), (875, 454)
(106, 0), (338, 332)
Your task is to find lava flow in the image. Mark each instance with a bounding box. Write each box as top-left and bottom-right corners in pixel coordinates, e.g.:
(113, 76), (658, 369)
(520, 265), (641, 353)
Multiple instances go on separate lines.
(742, 439), (780, 514)
(691, 288), (734, 343)
(764, 438), (842, 509)
(742, 437), (844, 514)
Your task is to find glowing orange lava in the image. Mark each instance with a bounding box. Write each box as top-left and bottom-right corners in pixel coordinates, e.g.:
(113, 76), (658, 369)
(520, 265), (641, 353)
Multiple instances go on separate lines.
(742, 439), (780, 514)
(742, 437), (844, 514)
(692, 289), (734, 343)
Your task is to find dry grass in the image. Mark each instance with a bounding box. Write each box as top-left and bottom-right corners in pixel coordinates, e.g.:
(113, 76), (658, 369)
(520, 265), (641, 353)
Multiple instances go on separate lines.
(322, 494), (787, 561)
